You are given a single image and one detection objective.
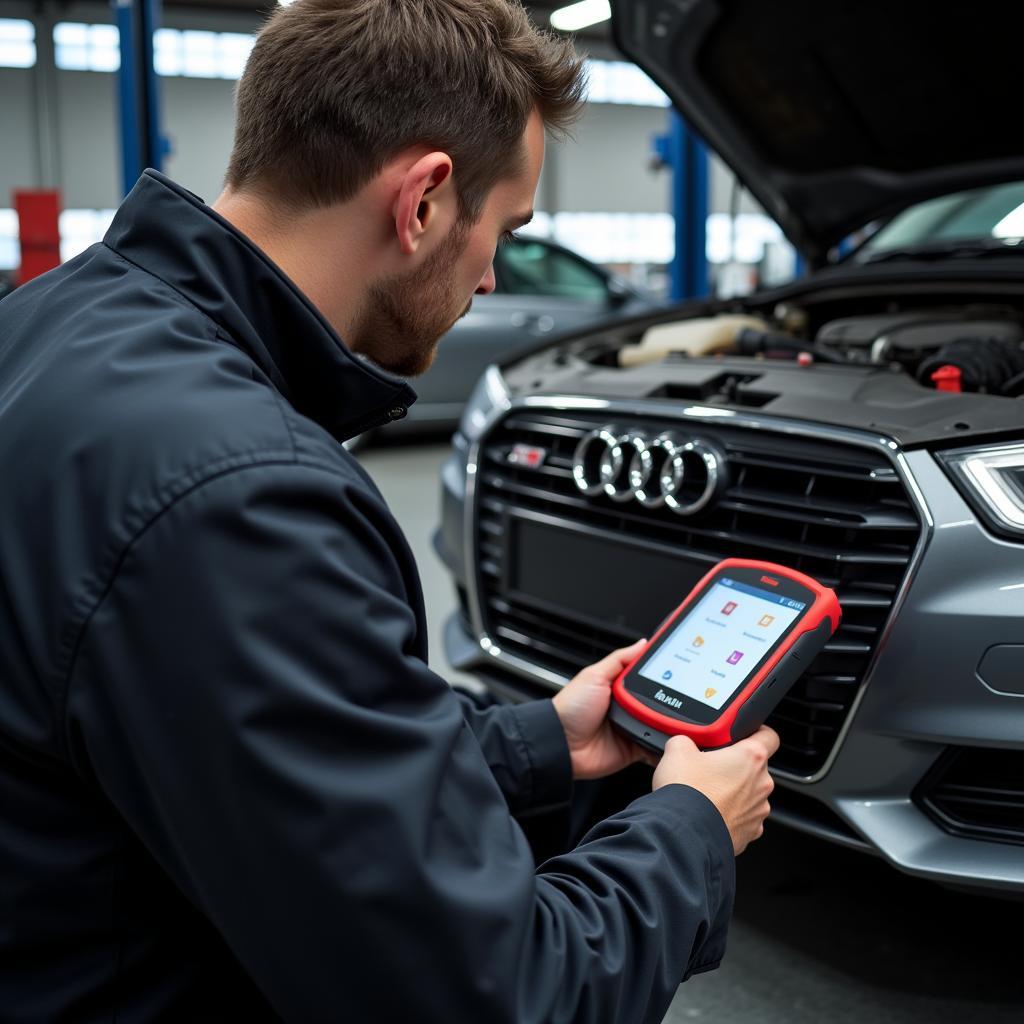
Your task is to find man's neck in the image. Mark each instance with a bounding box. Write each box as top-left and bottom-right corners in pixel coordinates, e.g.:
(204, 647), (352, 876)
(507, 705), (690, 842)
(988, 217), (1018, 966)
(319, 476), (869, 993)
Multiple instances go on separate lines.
(212, 188), (368, 341)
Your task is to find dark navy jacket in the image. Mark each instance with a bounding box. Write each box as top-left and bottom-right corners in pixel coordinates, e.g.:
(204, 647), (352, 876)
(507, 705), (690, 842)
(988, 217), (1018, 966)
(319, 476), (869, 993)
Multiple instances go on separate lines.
(0, 171), (734, 1022)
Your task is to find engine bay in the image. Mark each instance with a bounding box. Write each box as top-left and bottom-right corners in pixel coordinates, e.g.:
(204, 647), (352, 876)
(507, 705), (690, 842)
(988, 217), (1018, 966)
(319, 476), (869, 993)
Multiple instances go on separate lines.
(616, 306), (1024, 398)
(501, 286), (1024, 449)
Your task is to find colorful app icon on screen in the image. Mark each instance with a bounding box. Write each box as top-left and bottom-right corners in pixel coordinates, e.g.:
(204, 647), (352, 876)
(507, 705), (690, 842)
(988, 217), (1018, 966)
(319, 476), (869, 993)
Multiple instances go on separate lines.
(758, 614), (776, 628)
(693, 635), (705, 648)
(721, 601), (738, 616)
(726, 650), (744, 666)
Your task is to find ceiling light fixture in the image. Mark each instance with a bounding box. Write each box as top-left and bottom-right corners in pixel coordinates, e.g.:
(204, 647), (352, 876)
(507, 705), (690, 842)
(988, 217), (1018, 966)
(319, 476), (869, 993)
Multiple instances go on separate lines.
(549, 0), (611, 32)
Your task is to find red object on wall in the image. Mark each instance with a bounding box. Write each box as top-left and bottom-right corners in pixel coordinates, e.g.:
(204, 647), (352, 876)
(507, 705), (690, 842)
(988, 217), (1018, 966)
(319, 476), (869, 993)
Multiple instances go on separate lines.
(14, 190), (62, 285)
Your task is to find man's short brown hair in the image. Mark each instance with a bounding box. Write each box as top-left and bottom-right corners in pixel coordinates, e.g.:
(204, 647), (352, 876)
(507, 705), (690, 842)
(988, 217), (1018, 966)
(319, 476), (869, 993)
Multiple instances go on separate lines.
(226, 0), (585, 222)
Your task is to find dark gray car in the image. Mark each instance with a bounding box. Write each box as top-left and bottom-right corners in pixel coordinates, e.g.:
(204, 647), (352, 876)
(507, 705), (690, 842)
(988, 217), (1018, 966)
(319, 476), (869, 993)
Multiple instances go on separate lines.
(434, 0), (1024, 896)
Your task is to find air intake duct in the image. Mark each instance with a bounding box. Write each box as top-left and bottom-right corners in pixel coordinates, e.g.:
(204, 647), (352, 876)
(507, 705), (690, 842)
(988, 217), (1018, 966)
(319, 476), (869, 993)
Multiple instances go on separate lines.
(917, 337), (1024, 395)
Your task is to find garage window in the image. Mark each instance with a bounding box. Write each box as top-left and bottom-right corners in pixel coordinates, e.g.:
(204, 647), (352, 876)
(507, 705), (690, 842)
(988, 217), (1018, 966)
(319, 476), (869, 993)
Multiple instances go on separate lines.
(0, 18), (36, 69)
(53, 22), (254, 80)
(54, 22), (120, 72)
(584, 59), (668, 107)
(153, 29), (254, 79)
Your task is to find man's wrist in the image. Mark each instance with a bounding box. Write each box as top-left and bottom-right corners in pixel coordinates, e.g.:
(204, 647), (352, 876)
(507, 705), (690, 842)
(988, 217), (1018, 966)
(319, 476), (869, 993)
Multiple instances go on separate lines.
(549, 692), (582, 778)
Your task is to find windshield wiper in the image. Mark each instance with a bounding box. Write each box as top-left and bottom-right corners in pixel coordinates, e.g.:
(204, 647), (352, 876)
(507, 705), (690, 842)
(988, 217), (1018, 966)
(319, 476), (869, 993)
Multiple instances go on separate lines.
(862, 239), (1024, 264)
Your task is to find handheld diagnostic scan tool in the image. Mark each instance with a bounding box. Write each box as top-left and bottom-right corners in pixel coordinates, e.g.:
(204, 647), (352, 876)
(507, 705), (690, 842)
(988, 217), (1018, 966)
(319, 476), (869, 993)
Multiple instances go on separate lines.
(610, 559), (841, 751)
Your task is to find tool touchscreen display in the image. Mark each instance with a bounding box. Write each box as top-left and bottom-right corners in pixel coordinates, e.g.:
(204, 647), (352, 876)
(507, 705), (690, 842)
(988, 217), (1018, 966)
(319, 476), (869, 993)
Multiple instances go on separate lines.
(635, 577), (806, 711)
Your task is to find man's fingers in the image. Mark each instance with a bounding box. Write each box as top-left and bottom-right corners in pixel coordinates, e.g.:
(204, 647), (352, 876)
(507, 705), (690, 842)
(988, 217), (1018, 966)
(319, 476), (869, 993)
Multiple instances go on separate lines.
(636, 747), (659, 768)
(663, 733), (700, 759)
(744, 725), (781, 759)
(592, 638), (646, 678)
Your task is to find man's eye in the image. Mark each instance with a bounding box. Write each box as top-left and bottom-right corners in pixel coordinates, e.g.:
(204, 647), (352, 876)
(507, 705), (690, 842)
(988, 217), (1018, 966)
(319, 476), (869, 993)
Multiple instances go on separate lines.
(499, 231), (520, 248)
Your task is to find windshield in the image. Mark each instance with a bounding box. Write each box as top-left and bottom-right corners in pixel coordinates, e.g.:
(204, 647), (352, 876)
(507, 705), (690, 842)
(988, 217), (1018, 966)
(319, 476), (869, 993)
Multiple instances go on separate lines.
(858, 181), (1024, 257)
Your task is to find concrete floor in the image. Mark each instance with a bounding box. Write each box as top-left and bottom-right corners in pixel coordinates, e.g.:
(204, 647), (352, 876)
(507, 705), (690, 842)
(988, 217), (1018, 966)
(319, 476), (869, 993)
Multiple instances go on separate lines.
(361, 437), (1024, 1024)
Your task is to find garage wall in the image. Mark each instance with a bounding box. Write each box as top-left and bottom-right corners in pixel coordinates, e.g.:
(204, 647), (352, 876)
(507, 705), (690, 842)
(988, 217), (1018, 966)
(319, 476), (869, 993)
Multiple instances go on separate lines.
(546, 106), (763, 216)
(54, 68), (120, 208)
(549, 103), (667, 214)
(0, 68), (36, 193)
(2, 68), (239, 208)
(161, 76), (239, 201)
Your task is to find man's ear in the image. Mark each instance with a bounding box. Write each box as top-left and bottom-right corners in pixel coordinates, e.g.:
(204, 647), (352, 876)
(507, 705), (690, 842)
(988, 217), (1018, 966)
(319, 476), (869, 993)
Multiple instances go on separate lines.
(394, 153), (455, 256)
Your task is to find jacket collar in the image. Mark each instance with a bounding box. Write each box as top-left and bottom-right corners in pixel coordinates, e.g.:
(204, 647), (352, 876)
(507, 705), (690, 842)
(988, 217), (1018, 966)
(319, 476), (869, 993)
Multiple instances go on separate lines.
(103, 170), (417, 442)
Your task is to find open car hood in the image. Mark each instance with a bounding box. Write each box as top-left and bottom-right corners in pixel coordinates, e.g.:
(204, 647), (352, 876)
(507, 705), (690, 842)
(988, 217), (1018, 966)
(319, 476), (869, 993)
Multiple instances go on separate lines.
(612, 0), (1024, 262)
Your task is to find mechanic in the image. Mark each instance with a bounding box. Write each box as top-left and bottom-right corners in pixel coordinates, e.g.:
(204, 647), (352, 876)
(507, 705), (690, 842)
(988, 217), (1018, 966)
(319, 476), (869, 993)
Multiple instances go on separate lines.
(0, 0), (777, 1020)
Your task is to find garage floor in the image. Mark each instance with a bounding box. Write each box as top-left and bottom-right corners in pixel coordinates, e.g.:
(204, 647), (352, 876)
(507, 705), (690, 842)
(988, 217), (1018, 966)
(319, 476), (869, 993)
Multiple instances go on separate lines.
(362, 438), (1024, 1024)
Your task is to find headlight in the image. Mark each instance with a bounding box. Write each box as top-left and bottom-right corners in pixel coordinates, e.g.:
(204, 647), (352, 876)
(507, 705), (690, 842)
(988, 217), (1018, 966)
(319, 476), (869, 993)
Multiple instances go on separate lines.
(457, 365), (511, 443)
(941, 443), (1024, 538)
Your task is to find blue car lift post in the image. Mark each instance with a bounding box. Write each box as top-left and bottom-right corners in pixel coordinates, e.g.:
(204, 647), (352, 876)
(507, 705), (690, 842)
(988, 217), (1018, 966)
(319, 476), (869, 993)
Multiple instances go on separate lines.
(654, 111), (709, 301)
(114, 0), (166, 196)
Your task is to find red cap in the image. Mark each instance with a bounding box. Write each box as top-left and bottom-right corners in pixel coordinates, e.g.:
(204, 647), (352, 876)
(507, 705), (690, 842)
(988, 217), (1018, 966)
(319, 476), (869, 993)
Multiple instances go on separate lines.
(931, 364), (963, 393)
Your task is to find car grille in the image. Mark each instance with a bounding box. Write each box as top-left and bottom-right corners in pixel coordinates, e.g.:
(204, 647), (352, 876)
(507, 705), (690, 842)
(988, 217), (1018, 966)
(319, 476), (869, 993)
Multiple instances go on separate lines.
(471, 409), (922, 778)
(916, 747), (1024, 846)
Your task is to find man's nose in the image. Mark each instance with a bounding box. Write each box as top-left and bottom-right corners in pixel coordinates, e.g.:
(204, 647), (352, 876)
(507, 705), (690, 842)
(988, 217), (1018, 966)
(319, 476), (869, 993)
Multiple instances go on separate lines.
(475, 264), (496, 296)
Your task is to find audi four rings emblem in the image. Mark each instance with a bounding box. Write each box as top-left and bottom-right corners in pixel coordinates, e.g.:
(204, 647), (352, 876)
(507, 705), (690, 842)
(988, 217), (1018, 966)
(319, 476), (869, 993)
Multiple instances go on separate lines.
(571, 427), (727, 515)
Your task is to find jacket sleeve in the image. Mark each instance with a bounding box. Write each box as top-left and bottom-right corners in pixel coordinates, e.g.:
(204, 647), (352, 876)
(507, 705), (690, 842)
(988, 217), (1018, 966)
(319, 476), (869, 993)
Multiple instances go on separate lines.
(454, 689), (574, 816)
(64, 462), (734, 1024)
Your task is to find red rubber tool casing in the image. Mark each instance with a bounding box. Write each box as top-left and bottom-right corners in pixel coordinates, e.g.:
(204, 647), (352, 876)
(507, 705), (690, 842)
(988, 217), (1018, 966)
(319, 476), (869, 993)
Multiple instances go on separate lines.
(610, 558), (841, 751)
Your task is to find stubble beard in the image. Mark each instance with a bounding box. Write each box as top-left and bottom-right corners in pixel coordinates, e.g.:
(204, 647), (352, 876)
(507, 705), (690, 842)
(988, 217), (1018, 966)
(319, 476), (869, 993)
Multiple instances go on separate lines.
(350, 221), (473, 378)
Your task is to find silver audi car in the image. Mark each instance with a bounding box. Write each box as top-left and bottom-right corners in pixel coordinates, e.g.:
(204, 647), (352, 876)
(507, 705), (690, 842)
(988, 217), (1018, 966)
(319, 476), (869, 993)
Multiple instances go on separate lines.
(434, 0), (1024, 895)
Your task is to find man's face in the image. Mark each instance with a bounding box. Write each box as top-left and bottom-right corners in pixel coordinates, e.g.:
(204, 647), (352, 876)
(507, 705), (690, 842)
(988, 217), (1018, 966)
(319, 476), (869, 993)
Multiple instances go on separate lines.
(351, 111), (545, 378)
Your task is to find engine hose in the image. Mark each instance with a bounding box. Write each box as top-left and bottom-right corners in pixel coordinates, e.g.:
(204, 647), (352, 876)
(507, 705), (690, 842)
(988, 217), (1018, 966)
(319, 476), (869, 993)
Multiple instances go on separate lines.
(733, 327), (846, 364)
(917, 337), (1024, 394)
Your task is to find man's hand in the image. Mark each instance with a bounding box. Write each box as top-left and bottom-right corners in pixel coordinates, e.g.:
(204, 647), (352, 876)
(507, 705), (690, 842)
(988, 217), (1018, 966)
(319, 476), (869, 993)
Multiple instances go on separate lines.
(551, 639), (653, 780)
(653, 726), (779, 855)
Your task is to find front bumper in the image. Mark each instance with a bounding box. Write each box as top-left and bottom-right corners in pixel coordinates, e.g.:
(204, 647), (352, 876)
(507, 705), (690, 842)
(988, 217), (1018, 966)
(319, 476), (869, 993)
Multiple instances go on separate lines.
(437, 434), (1024, 894)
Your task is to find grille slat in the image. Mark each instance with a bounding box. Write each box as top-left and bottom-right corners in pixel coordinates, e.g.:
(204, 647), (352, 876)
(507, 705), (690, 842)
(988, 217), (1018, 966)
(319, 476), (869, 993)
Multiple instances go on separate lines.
(473, 410), (920, 777)
(716, 494), (918, 531)
(489, 596), (637, 650)
(766, 710), (844, 737)
(778, 694), (847, 713)
(726, 452), (898, 483)
(479, 472), (912, 567)
(823, 640), (873, 654)
(833, 592), (893, 609)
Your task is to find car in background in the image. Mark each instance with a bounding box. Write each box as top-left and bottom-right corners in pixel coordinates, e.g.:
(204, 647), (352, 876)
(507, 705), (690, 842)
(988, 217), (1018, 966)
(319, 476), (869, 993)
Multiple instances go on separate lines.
(349, 235), (660, 448)
(435, 0), (1024, 896)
